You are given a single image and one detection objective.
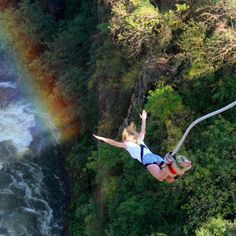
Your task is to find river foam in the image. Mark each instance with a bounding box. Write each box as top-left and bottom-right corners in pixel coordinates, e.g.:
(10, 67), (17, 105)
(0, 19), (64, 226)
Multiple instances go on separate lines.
(0, 102), (35, 154)
(0, 54), (66, 235)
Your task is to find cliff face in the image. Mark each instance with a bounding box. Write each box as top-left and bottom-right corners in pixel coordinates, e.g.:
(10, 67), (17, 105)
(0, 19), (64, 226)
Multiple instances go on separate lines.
(95, 51), (185, 137)
(119, 53), (185, 131)
(95, 1), (188, 136)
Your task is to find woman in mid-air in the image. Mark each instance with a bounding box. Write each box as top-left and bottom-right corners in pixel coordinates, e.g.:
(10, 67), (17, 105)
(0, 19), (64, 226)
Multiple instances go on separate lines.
(93, 110), (176, 183)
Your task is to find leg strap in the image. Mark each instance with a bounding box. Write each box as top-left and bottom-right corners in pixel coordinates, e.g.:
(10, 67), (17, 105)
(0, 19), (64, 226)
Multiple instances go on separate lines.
(145, 161), (164, 169)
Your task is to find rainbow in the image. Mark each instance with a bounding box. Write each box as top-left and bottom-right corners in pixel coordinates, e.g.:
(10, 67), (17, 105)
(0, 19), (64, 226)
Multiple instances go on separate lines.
(0, 3), (80, 141)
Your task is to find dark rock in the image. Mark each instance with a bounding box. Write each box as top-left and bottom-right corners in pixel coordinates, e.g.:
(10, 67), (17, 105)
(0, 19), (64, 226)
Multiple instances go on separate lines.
(36, 0), (65, 19)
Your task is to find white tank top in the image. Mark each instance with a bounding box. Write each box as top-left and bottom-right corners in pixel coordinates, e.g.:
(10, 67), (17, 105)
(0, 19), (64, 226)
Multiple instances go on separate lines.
(124, 140), (152, 163)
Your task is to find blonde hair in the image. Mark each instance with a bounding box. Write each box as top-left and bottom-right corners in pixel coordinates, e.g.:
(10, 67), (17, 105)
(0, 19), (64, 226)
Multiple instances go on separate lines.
(122, 122), (139, 142)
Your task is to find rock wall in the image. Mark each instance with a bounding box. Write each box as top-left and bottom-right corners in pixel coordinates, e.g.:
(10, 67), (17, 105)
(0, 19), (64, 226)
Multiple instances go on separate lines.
(119, 53), (185, 131)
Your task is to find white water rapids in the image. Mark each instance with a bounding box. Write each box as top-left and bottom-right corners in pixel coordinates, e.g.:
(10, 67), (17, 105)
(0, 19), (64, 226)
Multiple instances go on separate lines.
(0, 52), (66, 235)
(0, 102), (35, 154)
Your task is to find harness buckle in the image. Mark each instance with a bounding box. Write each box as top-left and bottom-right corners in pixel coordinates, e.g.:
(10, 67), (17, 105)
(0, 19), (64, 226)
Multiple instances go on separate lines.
(164, 152), (175, 164)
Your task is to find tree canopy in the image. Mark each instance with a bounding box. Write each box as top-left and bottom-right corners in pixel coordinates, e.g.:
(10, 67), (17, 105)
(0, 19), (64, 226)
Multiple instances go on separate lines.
(1, 0), (235, 235)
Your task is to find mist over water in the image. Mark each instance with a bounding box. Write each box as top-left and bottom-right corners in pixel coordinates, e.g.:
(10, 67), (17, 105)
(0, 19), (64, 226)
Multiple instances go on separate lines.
(0, 51), (67, 235)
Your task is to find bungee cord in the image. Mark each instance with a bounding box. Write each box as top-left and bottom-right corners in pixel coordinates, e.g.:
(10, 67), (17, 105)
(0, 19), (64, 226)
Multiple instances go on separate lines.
(172, 100), (236, 156)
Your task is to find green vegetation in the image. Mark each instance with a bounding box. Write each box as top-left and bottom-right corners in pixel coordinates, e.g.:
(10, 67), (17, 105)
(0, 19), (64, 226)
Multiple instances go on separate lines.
(0, 0), (235, 235)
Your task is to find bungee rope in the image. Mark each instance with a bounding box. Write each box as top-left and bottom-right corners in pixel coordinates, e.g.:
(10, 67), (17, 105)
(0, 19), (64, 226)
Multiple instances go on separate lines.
(172, 100), (236, 156)
(162, 101), (236, 177)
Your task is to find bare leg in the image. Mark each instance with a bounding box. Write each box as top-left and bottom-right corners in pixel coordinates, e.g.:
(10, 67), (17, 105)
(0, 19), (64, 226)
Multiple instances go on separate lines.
(165, 176), (175, 183)
(146, 164), (169, 182)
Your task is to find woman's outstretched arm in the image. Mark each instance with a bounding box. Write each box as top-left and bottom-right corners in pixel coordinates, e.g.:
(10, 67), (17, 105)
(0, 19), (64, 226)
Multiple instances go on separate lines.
(93, 134), (126, 149)
(139, 110), (147, 140)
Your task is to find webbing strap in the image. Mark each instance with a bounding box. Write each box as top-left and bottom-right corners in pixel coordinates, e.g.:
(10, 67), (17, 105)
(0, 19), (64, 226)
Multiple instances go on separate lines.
(140, 144), (146, 164)
(140, 144), (164, 168)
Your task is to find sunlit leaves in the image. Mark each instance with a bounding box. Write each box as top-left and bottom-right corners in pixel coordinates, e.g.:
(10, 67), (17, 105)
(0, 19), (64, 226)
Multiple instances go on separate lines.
(196, 216), (236, 236)
(110, 0), (171, 56)
(146, 85), (185, 121)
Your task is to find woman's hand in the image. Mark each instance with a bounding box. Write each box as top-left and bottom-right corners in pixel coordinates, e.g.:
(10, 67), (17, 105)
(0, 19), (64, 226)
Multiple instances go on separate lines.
(139, 110), (147, 120)
(93, 134), (106, 142)
(139, 110), (147, 140)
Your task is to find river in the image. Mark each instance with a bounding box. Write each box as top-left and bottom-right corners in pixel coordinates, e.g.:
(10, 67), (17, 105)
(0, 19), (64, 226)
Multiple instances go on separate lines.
(0, 50), (67, 235)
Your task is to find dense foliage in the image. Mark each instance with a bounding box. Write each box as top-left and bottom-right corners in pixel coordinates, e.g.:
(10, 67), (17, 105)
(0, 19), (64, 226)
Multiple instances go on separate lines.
(1, 0), (235, 235)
